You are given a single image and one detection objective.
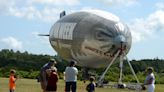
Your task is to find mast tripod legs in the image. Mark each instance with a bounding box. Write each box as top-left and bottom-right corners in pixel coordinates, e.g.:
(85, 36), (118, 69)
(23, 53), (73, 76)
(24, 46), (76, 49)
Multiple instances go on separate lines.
(97, 51), (141, 91)
(97, 50), (121, 87)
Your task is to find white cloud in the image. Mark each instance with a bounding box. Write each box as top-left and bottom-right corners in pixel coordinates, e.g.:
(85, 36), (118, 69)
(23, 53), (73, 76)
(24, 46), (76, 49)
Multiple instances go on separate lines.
(96, 0), (138, 6)
(147, 10), (164, 30)
(81, 9), (120, 22)
(39, 7), (62, 22)
(0, 37), (23, 50)
(0, 0), (138, 23)
(0, 0), (15, 14)
(155, 2), (164, 10)
(0, 0), (80, 22)
(131, 30), (144, 42)
(129, 10), (164, 43)
(9, 6), (38, 19)
(28, 0), (80, 6)
(9, 6), (62, 22)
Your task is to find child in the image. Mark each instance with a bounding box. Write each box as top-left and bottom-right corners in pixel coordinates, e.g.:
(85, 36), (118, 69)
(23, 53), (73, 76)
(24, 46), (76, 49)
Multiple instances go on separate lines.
(86, 76), (96, 92)
(9, 69), (17, 92)
(46, 67), (58, 92)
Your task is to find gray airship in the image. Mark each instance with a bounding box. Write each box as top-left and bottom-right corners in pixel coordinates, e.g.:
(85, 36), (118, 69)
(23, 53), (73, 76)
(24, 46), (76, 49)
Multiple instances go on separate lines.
(49, 10), (132, 68)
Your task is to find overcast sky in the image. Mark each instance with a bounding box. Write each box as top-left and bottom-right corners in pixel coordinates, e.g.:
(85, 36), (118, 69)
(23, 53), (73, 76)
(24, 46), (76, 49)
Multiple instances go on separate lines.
(0, 0), (164, 60)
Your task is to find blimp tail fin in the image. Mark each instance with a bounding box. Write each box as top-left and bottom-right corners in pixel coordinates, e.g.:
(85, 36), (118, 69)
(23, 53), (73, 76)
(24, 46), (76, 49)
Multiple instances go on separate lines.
(60, 11), (66, 18)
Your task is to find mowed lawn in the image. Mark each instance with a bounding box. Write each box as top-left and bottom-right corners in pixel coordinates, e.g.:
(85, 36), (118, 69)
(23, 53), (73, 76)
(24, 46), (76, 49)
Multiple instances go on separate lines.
(0, 78), (164, 92)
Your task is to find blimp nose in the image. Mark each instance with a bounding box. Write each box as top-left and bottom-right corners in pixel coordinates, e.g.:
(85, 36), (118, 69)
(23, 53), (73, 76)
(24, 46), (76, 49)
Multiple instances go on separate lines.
(114, 35), (126, 43)
(112, 34), (127, 53)
(113, 22), (128, 48)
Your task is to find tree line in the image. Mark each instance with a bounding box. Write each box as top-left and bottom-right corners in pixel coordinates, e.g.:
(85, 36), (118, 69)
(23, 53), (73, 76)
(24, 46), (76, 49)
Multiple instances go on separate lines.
(0, 49), (164, 84)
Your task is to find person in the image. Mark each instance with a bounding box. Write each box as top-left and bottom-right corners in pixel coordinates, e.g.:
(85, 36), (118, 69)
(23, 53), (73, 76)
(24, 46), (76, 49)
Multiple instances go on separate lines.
(65, 60), (78, 92)
(142, 67), (155, 92)
(86, 76), (96, 92)
(9, 69), (17, 92)
(39, 59), (57, 92)
(46, 67), (58, 92)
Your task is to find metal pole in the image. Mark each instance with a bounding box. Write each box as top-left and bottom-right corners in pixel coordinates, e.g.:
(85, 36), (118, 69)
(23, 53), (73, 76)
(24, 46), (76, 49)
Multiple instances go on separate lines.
(127, 60), (140, 84)
(118, 55), (123, 84)
(97, 50), (121, 86)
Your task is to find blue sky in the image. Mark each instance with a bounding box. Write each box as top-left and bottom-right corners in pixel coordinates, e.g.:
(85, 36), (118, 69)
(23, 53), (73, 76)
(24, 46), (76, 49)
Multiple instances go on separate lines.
(0, 0), (164, 60)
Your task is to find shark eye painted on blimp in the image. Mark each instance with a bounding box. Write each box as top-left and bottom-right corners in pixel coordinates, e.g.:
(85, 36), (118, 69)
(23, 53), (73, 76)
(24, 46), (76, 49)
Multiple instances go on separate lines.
(95, 27), (113, 42)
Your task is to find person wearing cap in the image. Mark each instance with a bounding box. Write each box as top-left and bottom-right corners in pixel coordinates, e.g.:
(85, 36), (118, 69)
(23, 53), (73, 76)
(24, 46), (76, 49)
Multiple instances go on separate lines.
(86, 76), (96, 92)
(39, 59), (57, 92)
(65, 61), (78, 92)
(9, 69), (17, 92)
(142, 67), (155, 92)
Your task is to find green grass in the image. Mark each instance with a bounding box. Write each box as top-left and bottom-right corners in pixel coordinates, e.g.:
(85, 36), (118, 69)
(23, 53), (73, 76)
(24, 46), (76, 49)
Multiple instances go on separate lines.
(0, 77), (164, 92)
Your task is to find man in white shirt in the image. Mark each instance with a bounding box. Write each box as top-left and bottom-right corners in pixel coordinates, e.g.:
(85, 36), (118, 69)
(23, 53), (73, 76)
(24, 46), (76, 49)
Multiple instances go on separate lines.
(65, 61), (78, 92)
(142, 67), (155, 92)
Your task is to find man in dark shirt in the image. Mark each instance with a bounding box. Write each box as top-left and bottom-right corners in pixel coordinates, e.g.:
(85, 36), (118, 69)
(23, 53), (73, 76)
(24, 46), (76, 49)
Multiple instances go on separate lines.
(39, 59), (57, 92)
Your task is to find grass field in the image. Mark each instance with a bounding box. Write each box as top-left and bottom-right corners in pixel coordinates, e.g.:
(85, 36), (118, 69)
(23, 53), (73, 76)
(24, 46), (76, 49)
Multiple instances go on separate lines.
(0, 78), (164, 92)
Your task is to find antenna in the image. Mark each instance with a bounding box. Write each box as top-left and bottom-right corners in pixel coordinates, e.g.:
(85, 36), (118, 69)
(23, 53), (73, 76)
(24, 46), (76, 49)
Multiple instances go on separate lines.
(38, 34), (50, 36)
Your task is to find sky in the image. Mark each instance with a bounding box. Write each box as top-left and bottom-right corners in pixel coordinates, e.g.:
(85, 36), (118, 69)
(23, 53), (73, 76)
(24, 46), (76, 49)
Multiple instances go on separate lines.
(0, 0), (164, 60)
